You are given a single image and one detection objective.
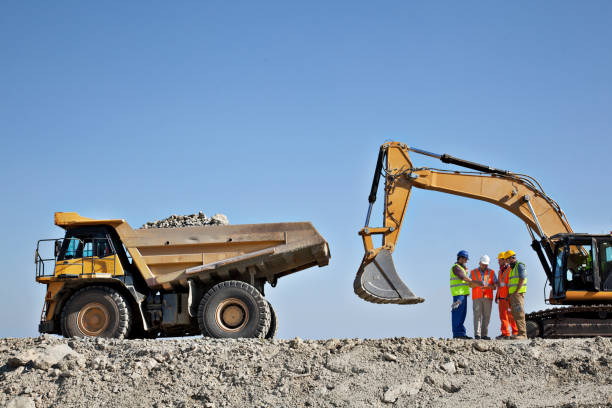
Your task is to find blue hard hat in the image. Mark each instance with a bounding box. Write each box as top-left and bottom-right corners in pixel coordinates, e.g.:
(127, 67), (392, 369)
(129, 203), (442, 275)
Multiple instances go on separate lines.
(457, 250), (469, 260)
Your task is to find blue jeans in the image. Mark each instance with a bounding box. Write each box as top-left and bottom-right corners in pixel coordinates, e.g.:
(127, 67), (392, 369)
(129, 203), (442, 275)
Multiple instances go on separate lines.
(451, 295), (468, 338)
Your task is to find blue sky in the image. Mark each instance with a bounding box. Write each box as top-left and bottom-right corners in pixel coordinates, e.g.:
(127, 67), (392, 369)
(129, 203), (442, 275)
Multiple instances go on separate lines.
(1, 1), (611, 339)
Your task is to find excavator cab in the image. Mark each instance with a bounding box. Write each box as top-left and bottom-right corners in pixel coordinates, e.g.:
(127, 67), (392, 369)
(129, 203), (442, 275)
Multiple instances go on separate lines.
(550, 234), (612, 301)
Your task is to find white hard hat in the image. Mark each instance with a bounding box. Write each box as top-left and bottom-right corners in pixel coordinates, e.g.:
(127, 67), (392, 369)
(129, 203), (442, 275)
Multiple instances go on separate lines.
(480, 255), (490, 265)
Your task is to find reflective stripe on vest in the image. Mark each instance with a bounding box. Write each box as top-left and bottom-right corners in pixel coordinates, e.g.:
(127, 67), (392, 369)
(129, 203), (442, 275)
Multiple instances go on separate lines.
(497, 265), (511, 298)
(450, 263), (470, 296)
(470, 268), (494, 299)
(508, 262), (527, 294)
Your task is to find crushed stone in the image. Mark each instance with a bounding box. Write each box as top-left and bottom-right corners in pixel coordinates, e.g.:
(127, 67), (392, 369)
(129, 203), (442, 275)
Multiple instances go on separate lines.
(0, 336), (610, 407)
(140, 211), (229, 229)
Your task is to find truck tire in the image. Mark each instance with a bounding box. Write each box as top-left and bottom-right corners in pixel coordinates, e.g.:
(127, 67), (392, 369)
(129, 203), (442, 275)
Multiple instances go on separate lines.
(265, 301), (278, 339)
(526, 319), (541, 338)
(198, 280), (270, 339)
(61, 286), (131, 339)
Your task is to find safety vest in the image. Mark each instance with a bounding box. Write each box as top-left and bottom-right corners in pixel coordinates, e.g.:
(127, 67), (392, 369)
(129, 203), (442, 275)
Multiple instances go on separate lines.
(450, 263), (470, 296)
(508, 262), (527, 294)
(470, 268), (494, 299)
(497, 264), (511, 298)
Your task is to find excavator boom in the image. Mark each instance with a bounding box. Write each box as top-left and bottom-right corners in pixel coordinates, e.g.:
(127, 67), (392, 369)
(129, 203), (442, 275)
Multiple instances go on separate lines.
(355, 142), (573, 305)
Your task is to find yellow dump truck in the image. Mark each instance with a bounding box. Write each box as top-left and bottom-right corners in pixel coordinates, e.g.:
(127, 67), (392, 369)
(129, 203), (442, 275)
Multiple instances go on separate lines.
(35, 212), (330, 339)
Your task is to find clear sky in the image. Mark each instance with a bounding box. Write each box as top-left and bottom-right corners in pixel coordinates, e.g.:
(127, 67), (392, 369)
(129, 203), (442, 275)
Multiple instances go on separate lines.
(1, 1), (611, 339)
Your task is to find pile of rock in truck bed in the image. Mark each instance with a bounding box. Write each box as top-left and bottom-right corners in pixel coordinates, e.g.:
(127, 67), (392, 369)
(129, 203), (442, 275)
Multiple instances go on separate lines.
(140, 212), (229, 229)
(1, 336), (610, 408)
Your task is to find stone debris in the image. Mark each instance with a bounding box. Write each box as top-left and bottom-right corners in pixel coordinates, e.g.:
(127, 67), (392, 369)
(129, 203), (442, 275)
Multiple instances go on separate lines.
(6, 396), (35, 408)
(0, 336), (610, 407)
(382, 379), (423, 403)
(382, 352), (397, 362)
(140, 211), (229, 229)
(7, 343), (79, 370)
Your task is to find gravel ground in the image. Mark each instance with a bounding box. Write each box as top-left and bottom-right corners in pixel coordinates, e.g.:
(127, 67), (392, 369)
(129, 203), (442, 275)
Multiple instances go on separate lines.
(1, 336), (611, 408)
(140, 212), (229, 229)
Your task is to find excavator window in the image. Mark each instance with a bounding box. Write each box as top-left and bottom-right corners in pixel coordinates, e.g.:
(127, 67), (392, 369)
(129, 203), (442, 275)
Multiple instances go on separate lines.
(566, 244), (594, 290)
(552, 248), (566, 296)
(600, 241), (612, 290)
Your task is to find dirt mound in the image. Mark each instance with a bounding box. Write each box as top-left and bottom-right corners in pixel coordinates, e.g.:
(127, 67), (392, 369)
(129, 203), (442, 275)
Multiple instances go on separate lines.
(140, 212), (229, 229)
(1, 336), (611, 407)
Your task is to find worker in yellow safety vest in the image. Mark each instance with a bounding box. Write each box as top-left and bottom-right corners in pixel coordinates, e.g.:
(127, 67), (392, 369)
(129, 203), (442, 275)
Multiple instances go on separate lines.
(450, 250), (481, 339)
(506, 250), (527, 339)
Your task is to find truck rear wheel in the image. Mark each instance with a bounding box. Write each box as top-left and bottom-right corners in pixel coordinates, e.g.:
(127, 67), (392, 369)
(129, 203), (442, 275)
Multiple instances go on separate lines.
(265, 301), (278, 339)
(198, 281), (270, 339)
(61, 286), (131, 339)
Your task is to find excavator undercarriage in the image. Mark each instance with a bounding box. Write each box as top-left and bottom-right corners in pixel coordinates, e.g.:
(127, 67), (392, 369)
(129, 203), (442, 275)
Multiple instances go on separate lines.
(356, 141), (612, 337)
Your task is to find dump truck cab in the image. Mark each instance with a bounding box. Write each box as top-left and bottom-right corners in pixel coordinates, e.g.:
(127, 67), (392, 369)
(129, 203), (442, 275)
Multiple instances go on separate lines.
(35, 212), (330, 339)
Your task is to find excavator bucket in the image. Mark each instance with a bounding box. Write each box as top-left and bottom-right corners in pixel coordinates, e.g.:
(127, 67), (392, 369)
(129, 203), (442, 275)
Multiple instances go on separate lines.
(354, 249), (424, 305)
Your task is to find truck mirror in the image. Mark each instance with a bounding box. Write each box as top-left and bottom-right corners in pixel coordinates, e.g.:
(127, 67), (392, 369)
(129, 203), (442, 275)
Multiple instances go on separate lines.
(55, 240), (61, 258)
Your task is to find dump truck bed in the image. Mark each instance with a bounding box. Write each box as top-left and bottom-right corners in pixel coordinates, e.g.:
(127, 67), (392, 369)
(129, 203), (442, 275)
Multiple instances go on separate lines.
(119, 222), (330, 289)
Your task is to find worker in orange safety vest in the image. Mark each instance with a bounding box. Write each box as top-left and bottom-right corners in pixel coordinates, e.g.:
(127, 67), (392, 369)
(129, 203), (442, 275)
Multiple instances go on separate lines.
(495, 251), (518, 339)
(470, 255), (496, 339)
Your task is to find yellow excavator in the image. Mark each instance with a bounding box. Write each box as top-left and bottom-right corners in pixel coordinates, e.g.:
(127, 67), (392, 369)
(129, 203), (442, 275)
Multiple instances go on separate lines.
(355, 141), (612, 337)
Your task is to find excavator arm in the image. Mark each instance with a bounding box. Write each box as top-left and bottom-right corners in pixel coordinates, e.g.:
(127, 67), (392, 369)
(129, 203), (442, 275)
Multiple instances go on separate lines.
(355, 142), (573, 305)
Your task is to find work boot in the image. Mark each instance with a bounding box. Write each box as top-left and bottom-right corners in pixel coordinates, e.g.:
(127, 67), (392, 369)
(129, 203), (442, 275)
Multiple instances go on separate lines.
(511, 335), (527, 340)
(474, 335), (481, 340)
(481, 336), (491, 340)
(495, 335), (507, 340)
(454, 335), (472, 340)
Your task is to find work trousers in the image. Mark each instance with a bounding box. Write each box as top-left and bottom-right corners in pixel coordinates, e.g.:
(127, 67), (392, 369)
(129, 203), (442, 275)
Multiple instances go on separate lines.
(451, 295), (468, 338)
(472, 297), (492, 337)
(509, 292), (527, 338)
(498, 298), (518, 337)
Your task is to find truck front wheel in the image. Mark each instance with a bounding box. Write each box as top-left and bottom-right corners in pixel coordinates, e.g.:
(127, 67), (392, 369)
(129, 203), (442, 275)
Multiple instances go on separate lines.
(198, 281), (270, 339)
(61, 286), (131, 339)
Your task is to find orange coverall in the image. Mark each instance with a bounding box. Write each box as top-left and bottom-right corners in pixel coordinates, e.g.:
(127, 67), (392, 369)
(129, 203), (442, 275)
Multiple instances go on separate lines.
(497, 264), (518, 337)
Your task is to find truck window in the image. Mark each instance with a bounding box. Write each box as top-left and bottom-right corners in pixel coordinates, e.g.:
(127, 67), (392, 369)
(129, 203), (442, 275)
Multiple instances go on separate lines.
(83, 241), (93, 258)
(63, 238), (82, 260)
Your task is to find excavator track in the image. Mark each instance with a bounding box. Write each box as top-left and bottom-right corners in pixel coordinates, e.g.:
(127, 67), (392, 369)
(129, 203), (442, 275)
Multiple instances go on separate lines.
(526, 304), (612, 338)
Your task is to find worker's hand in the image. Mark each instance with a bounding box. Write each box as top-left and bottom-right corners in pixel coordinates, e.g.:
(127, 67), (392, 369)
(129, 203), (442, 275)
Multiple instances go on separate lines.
(495, 298), (498, 304)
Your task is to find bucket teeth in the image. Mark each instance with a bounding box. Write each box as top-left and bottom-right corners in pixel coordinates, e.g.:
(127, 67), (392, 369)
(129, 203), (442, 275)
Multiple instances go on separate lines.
(354, 249), (424, 305)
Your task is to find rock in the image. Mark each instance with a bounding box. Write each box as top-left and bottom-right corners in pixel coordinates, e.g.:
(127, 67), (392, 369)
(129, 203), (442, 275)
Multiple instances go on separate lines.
(382, 353), (398, 362)
(456, 358), (469, 369)
(382, 379), (423, 403)
(6, 396), (35, 408)
(440, 361), (456, 374)
(141, 212), (229, 229)
(8, 344), (79, 370)
(210, 214), (229, 225)
(473, 342), (489, 352)
(442, 380), (462, 393)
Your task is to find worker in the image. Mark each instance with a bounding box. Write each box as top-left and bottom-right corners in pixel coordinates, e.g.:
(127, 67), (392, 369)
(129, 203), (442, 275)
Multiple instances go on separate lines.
(506, 250), (528, 339)
(495, 251), (518, 339)
(470, 255), (496, 339)
(450, 250), (481, 339)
